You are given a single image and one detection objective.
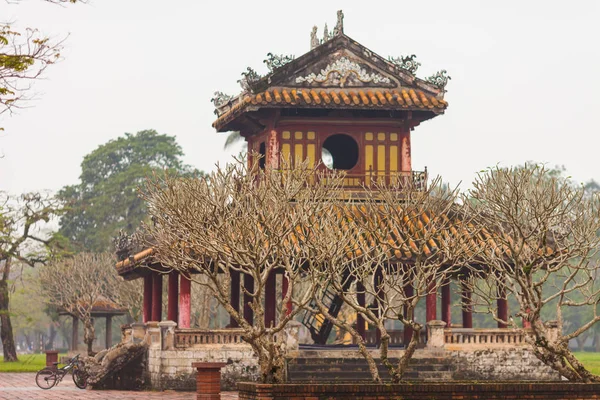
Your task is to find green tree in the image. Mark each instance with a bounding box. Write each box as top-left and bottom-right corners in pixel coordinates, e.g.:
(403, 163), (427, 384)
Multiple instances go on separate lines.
(1, 1), (82, 129)
(58, 129), (201, 252)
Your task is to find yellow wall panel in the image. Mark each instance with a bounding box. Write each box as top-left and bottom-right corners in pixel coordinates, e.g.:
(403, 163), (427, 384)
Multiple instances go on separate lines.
(307, 144), (315, 168)
(365, 145), (374, 185)
(307, 131), (315, 140)
(295, 144), (304, 166)
(295, 131), (303, 140)
(378, 132), (386, 141)
(377, 145), (386, 172)
(390, 145), (398, 172)
(282, 143), (291, 165)
(390, 133), (398, 141)
(282, 131), (291, 140)
(366, 132), (373, 141)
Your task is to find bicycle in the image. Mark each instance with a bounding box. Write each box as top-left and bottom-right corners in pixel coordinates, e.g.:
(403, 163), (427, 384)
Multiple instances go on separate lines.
(35, 353), (88, 390)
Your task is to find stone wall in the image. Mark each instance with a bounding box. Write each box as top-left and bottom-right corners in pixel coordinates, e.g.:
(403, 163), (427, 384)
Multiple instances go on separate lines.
(147, 344), (259, 390)
(450, 347), (560, 381)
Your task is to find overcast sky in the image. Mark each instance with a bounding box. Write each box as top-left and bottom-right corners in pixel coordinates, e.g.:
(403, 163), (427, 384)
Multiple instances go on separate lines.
(1, 0), (599, 195)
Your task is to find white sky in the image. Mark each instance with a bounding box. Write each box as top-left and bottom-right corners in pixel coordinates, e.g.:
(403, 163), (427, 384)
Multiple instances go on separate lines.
(1, 0), (599, 195)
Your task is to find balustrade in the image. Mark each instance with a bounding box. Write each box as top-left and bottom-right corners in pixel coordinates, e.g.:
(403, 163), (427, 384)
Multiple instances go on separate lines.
(174, 328), (246, 348)
(444, 328), (529, 347)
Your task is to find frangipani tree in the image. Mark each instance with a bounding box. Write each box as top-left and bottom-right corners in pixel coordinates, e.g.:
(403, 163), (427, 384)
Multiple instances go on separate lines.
(305, 177), (478, 382)
(141, 157), (351, 383)
(464, 164), (600, 382)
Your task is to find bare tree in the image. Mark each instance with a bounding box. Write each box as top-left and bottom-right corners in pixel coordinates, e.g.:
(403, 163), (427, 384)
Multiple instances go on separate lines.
(0, 192), (62, 361)
(464, 164), (600, 382)
(112, 278), (143, 323)
(40, 252), (119, 356)
(141, 157), (350, 383)
(305, 177), (476, 382)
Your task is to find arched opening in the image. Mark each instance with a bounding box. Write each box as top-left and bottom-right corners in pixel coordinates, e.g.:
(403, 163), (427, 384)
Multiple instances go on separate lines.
(321, 134), (359, 170)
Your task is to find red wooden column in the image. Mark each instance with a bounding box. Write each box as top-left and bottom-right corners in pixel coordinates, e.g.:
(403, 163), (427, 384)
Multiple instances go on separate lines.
(281, 272), (292, 316)
(401, 132), (411, 172)
(403, 283), (414, 346)
(151, 272), (163, 321)
(264, 271), (276, 328)
(243, 274), (254, 325)
(230, 270), (240, 328)
(178, 275), (191, 328)
(425, 278), (437, 322)
(497, 287), (508, 329)
(356, 281), (366, 341)
(460, 279), (473, 329)
(441, 278), (451, 327)
(167, 271), (179, 323)
(143, 274), (153, 323)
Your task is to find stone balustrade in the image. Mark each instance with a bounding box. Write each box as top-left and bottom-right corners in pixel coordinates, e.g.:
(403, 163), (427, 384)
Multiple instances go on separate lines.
(444, 328), (529, 347)
(174, 328), (246, 348)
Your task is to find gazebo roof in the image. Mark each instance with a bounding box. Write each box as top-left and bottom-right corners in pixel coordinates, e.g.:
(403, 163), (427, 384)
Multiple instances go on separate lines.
(58, 296), (127, 317)
(212, 12), (450, 132)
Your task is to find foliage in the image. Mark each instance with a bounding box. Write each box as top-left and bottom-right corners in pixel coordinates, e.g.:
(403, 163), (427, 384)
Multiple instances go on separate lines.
(465, 164), (600, 382)
(1, 0), (85, 128)
(58, 129), (201, 252)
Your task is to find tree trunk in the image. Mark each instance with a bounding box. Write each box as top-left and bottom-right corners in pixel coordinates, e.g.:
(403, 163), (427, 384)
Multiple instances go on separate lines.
(595, 331), (600, 353)
(0, 275), (18, 362)
(83, 320), (96, 356)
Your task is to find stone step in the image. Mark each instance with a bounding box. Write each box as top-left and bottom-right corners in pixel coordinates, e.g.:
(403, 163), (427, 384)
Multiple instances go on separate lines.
(287, 356), (454, 382)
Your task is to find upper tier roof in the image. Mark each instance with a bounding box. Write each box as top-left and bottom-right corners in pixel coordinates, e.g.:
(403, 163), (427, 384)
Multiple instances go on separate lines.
(212, 15), (450, 132)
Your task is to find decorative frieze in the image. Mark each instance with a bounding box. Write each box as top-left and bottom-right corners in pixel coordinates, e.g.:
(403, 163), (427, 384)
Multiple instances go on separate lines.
(295, 57), (391, 87)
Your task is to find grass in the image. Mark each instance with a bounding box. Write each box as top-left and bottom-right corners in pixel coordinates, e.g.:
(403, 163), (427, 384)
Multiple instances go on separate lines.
(0, 353), (66, 373)
(574, 352), (600, 375)
(2, 352), (600, 375)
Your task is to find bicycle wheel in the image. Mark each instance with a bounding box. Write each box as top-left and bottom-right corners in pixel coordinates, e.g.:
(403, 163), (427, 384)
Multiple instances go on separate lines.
(35, 368), (57, 390)
(72, 369), (88, 389)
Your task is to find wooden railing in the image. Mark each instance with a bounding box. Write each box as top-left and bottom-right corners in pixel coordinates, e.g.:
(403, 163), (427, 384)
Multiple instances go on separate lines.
(444, 328), (529, 347)
(174, 328), (247, 349)
(321, 170), (427, 191)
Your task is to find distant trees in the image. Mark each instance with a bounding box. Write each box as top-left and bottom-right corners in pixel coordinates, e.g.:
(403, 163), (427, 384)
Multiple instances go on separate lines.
(58, 129), (201, 252)
(0, 193), (63, 362)
(464, 164), (600, 382)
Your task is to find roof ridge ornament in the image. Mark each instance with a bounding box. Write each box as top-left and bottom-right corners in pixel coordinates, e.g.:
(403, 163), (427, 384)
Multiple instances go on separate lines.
(238, 67), (262, 92)
(264, 53), (295, 72)
(388, 55), (421, 75)
(310, 10), (344, 50)
(333, 10), (344, 36)
(426, 70), (451, 91)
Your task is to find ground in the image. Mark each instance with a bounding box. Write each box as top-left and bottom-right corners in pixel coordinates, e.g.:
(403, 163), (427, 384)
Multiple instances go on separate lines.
(0, 373), (239, 400)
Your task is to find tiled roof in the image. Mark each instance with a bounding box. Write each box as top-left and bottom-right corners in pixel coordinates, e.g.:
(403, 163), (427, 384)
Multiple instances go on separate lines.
(213, 88), (448, 131)
(116, 203), (481, 277)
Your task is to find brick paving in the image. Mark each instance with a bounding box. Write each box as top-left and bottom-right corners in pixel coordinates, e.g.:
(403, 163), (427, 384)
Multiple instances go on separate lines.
(0, 373), (239, 400)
